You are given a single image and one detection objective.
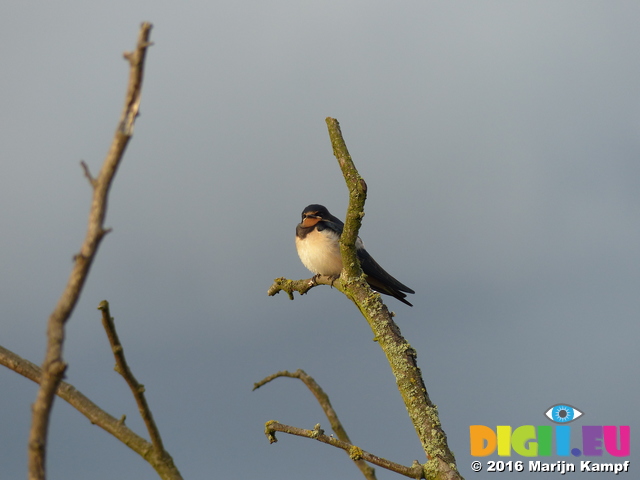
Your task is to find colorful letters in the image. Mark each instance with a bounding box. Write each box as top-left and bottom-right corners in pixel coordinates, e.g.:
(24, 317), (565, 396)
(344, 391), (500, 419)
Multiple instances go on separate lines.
(470, 425), (630, 457)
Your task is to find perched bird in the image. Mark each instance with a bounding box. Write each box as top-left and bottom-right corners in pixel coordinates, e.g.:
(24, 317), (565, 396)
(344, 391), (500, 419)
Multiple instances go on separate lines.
(295, 204), (415, 306)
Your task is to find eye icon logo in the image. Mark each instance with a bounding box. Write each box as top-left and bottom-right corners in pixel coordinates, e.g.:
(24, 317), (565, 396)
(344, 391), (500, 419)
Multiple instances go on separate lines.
(544, 404), (584, 424)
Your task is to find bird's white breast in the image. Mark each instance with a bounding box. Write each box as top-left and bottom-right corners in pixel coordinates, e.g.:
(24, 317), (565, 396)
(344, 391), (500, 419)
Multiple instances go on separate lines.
(295, 228), (343, 276)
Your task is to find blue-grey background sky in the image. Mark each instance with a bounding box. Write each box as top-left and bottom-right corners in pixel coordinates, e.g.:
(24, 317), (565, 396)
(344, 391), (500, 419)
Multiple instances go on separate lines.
(1, 2), (638, 479)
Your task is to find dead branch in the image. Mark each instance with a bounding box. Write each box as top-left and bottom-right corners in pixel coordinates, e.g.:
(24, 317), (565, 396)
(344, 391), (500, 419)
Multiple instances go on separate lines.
(255, 370), (376, 480)
(0, 345), (152, 454)
(0, 338), (183, 480)
(265, 421), (424, 479)
(27, 22), (153, 480)
(98, 301), (166, 458)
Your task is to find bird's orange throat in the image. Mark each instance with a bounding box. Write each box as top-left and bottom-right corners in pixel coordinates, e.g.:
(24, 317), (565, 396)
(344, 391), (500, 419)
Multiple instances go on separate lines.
(301, 216), (321, 228)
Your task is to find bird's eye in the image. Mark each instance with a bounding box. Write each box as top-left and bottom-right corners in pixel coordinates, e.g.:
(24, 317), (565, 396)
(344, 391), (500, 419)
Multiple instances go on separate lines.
(544, 404), (583, 423)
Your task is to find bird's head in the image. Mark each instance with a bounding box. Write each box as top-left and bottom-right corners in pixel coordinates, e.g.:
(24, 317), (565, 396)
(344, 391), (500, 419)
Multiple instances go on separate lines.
(300, 204), (330, 228)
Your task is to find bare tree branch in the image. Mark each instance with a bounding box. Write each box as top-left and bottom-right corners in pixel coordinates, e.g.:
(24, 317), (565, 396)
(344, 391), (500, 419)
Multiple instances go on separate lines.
(0, 345), (152, 454)
(98, 301), (166, 458)
(265, 421), (424, 479)
(254, 370), (377, 480)
(0, 341), (183, 480)
(27, 22), (153, 480)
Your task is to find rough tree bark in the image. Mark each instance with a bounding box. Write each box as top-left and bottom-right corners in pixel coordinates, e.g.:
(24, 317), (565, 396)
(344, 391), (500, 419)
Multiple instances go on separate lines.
(267, 118), (463, 480)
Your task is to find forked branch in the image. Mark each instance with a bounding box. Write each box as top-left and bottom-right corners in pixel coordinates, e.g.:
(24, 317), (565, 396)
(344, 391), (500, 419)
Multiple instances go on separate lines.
(255, 369), (376, 480)
(0, 345), (152, 454)
(0, 342), (183, 480)
(267, 118), (463, 480)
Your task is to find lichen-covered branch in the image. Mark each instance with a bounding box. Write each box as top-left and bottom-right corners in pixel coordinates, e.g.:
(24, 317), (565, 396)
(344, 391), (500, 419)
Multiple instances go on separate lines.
(265, 421), (423, 479)
(325, 117), (462, 480)
(27, 23), (153, 480)
(267, 118), (463, 480)
(255, 370), (376, 480)
(325, 118), (368, 280)
(267, 275), (346, 300)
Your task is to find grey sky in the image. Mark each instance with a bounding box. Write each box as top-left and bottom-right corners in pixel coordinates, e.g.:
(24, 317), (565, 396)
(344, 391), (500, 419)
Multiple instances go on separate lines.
(1, 1), (638, 479)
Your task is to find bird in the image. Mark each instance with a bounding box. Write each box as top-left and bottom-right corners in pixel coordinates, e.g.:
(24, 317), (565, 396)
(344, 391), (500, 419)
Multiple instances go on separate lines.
(295, 204), (415, 306)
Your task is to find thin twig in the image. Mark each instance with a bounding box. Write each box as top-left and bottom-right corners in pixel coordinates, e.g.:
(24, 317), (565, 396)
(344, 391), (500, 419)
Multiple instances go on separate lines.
(264, 421), (424, 479)
(27, 22), (153, 480)
(267, 275), (346, 300)
(98, 301), (165, 456)
(254, 370), (377, 480)
(80, 161), (96, 187)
